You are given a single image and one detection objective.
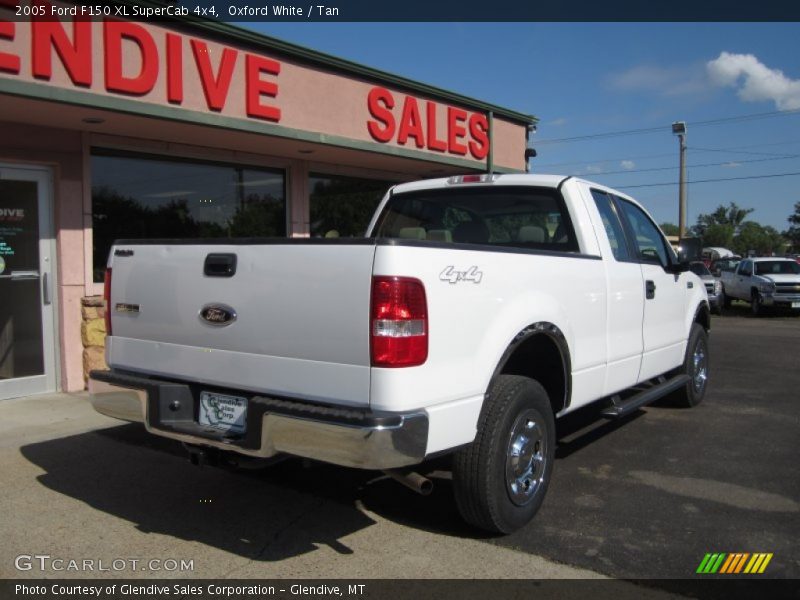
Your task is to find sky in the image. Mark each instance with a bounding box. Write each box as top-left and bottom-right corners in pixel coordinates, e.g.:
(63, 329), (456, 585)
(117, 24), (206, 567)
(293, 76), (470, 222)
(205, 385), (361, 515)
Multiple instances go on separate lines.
(238, 21), (800, 233)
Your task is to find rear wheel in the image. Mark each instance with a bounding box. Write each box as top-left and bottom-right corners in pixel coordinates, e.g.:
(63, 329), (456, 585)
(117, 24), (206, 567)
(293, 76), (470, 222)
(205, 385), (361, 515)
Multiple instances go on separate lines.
(672, 323), (709, 407)
(452, 375), (555, 534)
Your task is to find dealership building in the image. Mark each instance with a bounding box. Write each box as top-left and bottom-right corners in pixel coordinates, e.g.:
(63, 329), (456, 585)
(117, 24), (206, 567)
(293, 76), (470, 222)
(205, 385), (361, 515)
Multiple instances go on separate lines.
(0, 0), (535, 399)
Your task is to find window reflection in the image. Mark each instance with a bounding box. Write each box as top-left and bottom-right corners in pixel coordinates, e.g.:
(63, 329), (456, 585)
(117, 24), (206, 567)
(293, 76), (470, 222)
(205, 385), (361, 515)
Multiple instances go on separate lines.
(309, 173), (392, 238)
(91, 151), (285, 282)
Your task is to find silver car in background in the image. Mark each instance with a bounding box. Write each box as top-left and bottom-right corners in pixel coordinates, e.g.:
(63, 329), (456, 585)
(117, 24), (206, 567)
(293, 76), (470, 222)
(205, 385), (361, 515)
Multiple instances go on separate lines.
(690, 261), (723, 315)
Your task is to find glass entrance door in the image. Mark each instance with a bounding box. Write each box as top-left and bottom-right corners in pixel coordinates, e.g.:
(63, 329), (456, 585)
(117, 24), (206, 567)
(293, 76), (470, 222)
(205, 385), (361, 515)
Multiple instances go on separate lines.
(0, 166), (57, 400)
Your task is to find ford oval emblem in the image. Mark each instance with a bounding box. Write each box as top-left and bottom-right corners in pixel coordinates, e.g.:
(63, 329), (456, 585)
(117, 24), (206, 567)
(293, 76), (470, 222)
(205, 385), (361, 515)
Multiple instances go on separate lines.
(199, 304), (237, 326)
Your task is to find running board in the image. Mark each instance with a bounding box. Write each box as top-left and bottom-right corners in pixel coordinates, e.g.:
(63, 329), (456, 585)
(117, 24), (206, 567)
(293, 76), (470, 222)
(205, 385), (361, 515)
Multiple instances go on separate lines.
(600, 374), (690, 418)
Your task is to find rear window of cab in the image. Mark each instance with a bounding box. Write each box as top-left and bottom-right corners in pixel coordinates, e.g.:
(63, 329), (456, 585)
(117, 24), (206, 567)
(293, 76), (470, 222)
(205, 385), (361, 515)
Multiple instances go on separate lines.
(373, 186), (579, 253)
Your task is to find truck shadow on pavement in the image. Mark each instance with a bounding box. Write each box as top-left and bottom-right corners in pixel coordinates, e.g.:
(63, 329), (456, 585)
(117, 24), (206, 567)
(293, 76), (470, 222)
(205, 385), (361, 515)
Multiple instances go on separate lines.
(19, 402), (655, 556)
(19, 424), (388, 562)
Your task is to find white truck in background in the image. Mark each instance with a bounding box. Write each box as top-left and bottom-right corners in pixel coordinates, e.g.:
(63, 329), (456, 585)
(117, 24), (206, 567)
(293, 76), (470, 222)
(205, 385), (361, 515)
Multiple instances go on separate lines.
(89, 174), (710, 533)
(719, 256), (800, 315)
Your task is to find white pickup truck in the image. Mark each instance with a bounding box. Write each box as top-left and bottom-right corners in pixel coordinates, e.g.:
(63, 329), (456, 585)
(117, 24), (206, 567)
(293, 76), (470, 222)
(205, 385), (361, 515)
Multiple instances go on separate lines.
(719, 256), (800, 315)
(89, 174), (711, 533)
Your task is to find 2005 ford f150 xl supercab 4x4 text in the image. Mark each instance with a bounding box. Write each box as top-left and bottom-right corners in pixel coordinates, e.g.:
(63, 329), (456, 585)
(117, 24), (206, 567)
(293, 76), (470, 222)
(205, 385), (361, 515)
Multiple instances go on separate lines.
(90, 174), (711, 533)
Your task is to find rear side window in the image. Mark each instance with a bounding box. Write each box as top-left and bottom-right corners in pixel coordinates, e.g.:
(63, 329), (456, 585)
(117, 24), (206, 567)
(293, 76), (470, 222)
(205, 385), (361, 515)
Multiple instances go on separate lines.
(590, 190), (630, 261)
(373, 186), (579, 252)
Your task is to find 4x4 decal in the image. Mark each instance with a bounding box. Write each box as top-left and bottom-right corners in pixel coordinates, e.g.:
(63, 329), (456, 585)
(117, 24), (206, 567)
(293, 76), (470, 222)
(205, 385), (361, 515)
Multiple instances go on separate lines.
(440, 266), (483, 284)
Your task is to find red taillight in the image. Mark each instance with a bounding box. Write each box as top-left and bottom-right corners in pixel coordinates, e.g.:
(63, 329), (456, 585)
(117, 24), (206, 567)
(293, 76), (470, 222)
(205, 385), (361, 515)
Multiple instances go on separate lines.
(370, 276), (428, 367)
(103, 268), (112, 337)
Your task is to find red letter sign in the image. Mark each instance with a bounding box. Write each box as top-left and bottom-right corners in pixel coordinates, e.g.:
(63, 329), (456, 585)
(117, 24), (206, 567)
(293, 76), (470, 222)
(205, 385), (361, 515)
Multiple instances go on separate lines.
(468, 113), (489, 160)
(397, 96), (424, 148)
(447, 107), (468, 156)
(0, 19), (19, 74)
(245, 54), (280, 121)
(32, 3), (91, 86)
(191, 40), (237, 112)
(165, 33), (182, 104)
(103, 20), (158, 95)
(367, 87), (395, 143)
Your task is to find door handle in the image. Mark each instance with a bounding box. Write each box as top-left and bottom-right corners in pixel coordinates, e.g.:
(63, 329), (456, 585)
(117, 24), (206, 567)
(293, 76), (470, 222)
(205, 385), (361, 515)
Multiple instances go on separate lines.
(645, 280), (656, 300)
(10, 270), (39, 280)
(42, 272), (51, 305)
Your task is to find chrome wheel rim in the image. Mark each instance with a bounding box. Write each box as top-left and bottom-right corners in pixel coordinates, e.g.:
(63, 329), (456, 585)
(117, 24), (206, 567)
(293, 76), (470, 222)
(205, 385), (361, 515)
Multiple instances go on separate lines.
(692, 339), (707, 394)
(505, 409), (547, 506)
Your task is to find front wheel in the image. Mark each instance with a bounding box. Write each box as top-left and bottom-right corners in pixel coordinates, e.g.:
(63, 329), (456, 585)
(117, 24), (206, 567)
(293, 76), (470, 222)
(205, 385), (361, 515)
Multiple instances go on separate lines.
(751, 291), (763, 316)
(672, 323), (709, 407)
(722, 289), (732, 309)
(452, 375), (555, 534)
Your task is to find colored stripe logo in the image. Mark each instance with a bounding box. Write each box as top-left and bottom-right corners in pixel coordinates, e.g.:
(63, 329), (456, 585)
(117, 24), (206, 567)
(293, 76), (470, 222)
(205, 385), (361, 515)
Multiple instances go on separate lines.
(696, 553), (773, 574)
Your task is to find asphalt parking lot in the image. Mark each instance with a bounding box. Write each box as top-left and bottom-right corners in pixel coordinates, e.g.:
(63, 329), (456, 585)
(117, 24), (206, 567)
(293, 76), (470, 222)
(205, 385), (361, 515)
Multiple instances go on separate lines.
(493, 309), (800, 579)
(0, 311), (797, 585)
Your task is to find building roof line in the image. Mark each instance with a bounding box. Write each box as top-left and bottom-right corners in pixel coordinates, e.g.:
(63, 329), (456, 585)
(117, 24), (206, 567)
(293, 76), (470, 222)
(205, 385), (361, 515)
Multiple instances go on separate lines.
(109, 0), (537, 126)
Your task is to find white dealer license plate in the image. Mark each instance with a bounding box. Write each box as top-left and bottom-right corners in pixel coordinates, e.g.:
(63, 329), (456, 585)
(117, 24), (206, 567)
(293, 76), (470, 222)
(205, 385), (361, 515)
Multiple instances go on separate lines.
(198, 391), (247, 434)
(793, 302), (800, 308)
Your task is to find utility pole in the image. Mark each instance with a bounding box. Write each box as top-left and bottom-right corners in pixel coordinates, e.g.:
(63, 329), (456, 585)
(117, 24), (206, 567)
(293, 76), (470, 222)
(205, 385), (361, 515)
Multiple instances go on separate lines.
(672, 121), (688, 238)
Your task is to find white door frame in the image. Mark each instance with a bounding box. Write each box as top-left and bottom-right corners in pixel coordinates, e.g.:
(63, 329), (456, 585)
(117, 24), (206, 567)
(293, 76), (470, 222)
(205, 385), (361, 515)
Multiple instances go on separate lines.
(0, 164), (60, 400)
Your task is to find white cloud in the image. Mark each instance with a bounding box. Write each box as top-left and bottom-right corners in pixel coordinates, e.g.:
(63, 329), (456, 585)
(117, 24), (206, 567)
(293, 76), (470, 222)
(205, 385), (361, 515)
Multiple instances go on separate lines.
(620, 160), (636, 170)
(707, 52), (800, 110)
(585, 165), (603, 174)
(549, 117), (568, 126)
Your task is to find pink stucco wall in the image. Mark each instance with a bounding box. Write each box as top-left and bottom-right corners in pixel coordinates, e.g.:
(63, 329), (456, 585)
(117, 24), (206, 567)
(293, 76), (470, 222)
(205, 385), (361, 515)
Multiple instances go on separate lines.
(0, 3), (528, 170)
(0, 123), (86, 392)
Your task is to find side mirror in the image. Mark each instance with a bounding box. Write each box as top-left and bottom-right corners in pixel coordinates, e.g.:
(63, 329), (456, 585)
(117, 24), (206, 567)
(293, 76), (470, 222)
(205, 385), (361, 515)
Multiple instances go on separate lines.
(666, 260), (690, 274)
(676, 248), (689, 263)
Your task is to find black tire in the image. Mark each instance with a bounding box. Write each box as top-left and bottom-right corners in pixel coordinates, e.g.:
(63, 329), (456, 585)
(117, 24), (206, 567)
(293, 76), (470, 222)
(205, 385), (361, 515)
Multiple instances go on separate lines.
(452, 375), (555, 534)
(672, 323), (709, 407)
(751, 290), (763, 316)
(722, 289), (732, 309)
(713, 299), (723, 316)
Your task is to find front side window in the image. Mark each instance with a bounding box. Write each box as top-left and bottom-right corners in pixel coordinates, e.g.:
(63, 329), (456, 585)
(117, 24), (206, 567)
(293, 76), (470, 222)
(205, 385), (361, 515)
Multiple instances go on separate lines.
(374, 186), (579, 252)
(91, 151), (286, 283)
(617, 198), (672, 267)
(739, 261), (753, 277)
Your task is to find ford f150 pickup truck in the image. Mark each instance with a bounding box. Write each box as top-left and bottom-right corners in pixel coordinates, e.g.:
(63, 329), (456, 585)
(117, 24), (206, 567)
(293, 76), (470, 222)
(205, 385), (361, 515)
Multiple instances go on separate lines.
(89, 174), (711, 533)
(719, 257), (800, 315)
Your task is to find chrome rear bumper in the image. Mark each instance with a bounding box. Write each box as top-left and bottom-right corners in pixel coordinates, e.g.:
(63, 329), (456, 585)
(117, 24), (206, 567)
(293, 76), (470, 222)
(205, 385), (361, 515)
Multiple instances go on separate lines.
(88, 371), (428, 470)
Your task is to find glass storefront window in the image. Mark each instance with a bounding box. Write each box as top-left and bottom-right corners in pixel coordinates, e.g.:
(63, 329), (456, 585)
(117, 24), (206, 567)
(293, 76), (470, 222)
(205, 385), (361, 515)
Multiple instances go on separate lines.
(309, 173), (393, 238)
(91, 150), (286, 282)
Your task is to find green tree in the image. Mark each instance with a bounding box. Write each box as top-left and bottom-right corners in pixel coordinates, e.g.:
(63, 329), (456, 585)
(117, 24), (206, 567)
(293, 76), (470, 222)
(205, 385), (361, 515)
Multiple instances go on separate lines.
(659, 222), (680, 236)
(692, 202), (754, 238)
(732, 222), (786, 256)
(701, 223), (735, 248)
(783, 201), (800, 251)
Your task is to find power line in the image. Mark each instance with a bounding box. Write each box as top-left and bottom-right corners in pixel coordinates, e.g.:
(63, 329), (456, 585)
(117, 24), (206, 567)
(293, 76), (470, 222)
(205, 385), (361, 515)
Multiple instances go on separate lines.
(535, 139), (800, 168)
(617, 171), (800, 189)
(535, 152), (675, 169)
(689, 145), (797, 158)
(582, 154), (799, 176)
(534, 108), (800, 145)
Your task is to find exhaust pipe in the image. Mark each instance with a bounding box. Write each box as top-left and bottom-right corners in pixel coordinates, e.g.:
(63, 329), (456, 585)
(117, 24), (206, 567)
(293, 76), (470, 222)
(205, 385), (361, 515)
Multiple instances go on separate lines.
(383, 469), (433, 496)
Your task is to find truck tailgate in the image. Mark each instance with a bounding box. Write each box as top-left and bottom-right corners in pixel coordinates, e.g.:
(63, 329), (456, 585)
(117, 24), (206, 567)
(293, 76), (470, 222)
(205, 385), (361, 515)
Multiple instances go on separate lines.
(106, 242), (376, 407)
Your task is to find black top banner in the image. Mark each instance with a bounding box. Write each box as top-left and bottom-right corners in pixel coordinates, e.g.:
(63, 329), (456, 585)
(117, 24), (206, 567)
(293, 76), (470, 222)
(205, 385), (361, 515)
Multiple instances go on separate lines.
(7, 0), (800, 22)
